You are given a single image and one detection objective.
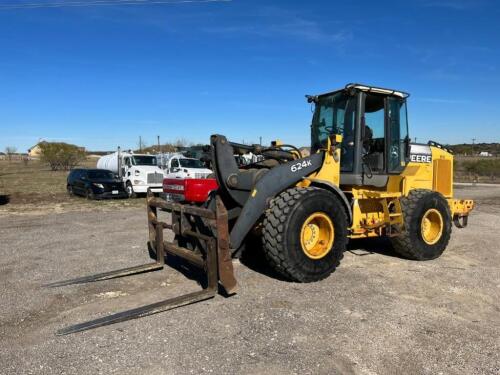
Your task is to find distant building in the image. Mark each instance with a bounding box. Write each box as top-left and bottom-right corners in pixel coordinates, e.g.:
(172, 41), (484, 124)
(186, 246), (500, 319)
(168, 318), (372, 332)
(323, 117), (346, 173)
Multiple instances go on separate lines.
(479, 151), (493, 157)
(27, 140), (46, 158)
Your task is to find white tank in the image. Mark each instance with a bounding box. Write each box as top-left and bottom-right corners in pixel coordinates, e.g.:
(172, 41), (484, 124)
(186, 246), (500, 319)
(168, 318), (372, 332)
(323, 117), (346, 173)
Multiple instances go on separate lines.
(97, 152), (127, 173)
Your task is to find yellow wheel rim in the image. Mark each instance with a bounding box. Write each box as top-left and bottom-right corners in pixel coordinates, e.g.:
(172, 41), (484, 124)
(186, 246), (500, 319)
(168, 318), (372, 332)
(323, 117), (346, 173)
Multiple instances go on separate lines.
(300, 212), (335, 259)
(421, 208), (444, 245)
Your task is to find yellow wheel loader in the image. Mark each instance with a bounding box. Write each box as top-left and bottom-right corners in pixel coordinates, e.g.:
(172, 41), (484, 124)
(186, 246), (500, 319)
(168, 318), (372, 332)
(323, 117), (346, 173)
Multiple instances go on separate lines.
(53, 83), (474, 334)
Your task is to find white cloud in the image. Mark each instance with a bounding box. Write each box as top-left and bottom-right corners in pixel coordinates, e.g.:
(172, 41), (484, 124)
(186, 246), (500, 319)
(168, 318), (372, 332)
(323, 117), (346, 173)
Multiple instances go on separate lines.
(201, 6), (351, 44)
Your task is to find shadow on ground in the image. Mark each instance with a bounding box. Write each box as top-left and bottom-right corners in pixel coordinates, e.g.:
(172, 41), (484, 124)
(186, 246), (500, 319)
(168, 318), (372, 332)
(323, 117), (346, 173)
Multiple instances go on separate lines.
(147, 234), (405, 286)
(239, 235), (405, 281)
(347, 237), (405, 259)
(0, 195), (10, 205)
(147, 241), (210, 289)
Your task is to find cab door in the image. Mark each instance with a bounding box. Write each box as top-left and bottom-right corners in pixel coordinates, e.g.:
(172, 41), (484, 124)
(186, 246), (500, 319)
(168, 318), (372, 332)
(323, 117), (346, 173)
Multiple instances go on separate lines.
(170, 158), (180, 175)
(358, 93), (409, 187)
(386, 97), (409, 173)
(362, 93), (387, 174)
(123, 157), (132, 178)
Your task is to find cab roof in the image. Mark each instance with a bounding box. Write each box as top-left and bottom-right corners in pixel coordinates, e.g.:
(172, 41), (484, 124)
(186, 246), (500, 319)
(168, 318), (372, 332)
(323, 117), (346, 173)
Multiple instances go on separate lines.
(307, 83), (410, 102)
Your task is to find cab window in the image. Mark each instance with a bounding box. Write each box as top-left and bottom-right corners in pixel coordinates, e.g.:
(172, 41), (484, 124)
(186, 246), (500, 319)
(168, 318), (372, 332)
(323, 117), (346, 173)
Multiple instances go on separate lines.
(387, 98), (409, 173)
(311, 92), (356, 172)
(363, 94), (386, 173)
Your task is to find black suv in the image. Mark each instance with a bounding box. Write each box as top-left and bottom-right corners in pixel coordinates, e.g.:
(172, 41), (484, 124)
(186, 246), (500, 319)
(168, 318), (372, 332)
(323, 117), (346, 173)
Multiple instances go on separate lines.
(67, 169), (128, 200)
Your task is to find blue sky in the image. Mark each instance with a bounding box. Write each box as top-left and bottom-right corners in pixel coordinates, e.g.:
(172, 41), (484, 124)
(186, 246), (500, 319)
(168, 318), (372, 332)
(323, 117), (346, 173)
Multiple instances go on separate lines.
(0, 0), (499, 152)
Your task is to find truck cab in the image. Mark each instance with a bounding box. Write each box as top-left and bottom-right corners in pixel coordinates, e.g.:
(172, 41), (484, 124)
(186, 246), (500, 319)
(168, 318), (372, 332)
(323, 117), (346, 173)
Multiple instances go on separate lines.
(120, 154), (165, 197)
(164, 154), (212, 179)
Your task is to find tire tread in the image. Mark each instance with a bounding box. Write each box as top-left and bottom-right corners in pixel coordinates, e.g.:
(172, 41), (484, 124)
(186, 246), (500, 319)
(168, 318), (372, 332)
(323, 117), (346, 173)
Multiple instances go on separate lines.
(392, 189), (452, 260)
(262, 187), (346, 282)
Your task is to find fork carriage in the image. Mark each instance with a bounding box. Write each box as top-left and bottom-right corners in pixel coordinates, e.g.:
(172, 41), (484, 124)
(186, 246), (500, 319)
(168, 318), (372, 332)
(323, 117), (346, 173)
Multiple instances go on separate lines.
(51, 189), (236, 335)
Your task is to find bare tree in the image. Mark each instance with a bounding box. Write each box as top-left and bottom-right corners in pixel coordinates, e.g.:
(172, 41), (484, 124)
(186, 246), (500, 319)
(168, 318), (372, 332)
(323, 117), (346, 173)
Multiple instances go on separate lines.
(174, 138), (193, 148)
(5, 146), (17, 161)
(161, 143), (177, 153)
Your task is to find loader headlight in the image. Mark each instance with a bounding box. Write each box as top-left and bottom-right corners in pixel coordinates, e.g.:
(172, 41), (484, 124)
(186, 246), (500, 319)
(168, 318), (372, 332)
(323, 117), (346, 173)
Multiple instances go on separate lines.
(92, 183), (104, 189)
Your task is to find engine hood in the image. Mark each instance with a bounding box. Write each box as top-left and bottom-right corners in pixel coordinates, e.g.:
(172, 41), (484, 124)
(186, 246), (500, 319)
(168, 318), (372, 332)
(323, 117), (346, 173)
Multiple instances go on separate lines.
(131, 165), (164, 174)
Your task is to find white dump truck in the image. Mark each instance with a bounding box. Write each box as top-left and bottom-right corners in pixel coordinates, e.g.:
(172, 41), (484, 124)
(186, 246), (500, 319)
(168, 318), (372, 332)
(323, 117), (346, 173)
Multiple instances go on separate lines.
(97, 151), (165, 197)
(160, 153), (212, 179)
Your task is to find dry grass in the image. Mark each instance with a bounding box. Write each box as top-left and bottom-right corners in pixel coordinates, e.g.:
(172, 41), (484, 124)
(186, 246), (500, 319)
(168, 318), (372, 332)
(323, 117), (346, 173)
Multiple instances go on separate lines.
(0, 159), (143, 214)
(454, 155), (500, 183)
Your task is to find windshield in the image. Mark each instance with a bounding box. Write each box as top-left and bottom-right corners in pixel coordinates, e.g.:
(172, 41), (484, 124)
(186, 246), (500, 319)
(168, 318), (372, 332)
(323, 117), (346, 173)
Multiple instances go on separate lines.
(311, 91), (352, 152)
(132, 155), (157, 166)
(88, 170), (115, 180)
(179, 158), (205, 168)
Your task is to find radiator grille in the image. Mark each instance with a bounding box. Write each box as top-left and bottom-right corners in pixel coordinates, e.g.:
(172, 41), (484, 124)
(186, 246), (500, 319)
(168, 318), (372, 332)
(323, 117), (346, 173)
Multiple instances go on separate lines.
(147, 173), (164, 184)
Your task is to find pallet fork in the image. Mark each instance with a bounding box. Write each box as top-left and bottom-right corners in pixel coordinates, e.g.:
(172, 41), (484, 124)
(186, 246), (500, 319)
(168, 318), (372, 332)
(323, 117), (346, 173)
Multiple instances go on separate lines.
(49, 190), (237, 335)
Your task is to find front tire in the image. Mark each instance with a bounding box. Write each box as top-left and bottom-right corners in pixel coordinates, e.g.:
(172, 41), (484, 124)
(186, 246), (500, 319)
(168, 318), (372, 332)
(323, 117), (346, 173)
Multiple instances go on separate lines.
(391, 189), (452, 260)
(262, 187), (348, 282)
(126, 182), (136, 198)
(86, 188), (95, 200)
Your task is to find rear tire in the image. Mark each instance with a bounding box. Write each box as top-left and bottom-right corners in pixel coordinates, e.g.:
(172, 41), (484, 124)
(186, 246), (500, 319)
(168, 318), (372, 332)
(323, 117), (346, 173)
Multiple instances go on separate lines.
(262, 187), (348, 282)
(391, 189), (452, 260)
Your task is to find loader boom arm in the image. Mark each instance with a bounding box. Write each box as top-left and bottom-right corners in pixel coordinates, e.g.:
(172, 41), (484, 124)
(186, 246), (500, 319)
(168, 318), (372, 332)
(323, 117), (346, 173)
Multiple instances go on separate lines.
(210, 134), (325, 251)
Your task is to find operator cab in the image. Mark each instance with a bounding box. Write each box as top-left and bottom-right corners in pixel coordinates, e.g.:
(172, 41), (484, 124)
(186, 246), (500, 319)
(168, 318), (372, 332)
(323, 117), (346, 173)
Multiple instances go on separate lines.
(309, 83), (410, 187)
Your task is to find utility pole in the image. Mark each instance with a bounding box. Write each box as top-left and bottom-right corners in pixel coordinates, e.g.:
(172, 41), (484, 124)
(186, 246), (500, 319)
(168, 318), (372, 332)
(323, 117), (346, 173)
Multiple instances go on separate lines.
(414, 137), (417, 143)
(259, 136), (262, 146)
(139, 136), (142, 152)
(472, 138), (476, 155)
(157, 135), (162, 167)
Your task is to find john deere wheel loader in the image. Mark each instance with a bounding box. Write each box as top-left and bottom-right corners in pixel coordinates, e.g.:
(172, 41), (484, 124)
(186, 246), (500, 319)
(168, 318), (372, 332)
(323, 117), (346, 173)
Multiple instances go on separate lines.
(52, 83), (474, 334)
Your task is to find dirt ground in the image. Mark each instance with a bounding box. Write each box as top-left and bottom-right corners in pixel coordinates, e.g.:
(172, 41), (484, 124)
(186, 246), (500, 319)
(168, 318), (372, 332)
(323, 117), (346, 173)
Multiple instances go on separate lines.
(0, 184), (499, 374)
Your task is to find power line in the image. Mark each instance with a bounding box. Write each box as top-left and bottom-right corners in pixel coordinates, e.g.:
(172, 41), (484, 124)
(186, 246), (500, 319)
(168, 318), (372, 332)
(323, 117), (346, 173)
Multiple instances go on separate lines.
(0, 0), (231, 10)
